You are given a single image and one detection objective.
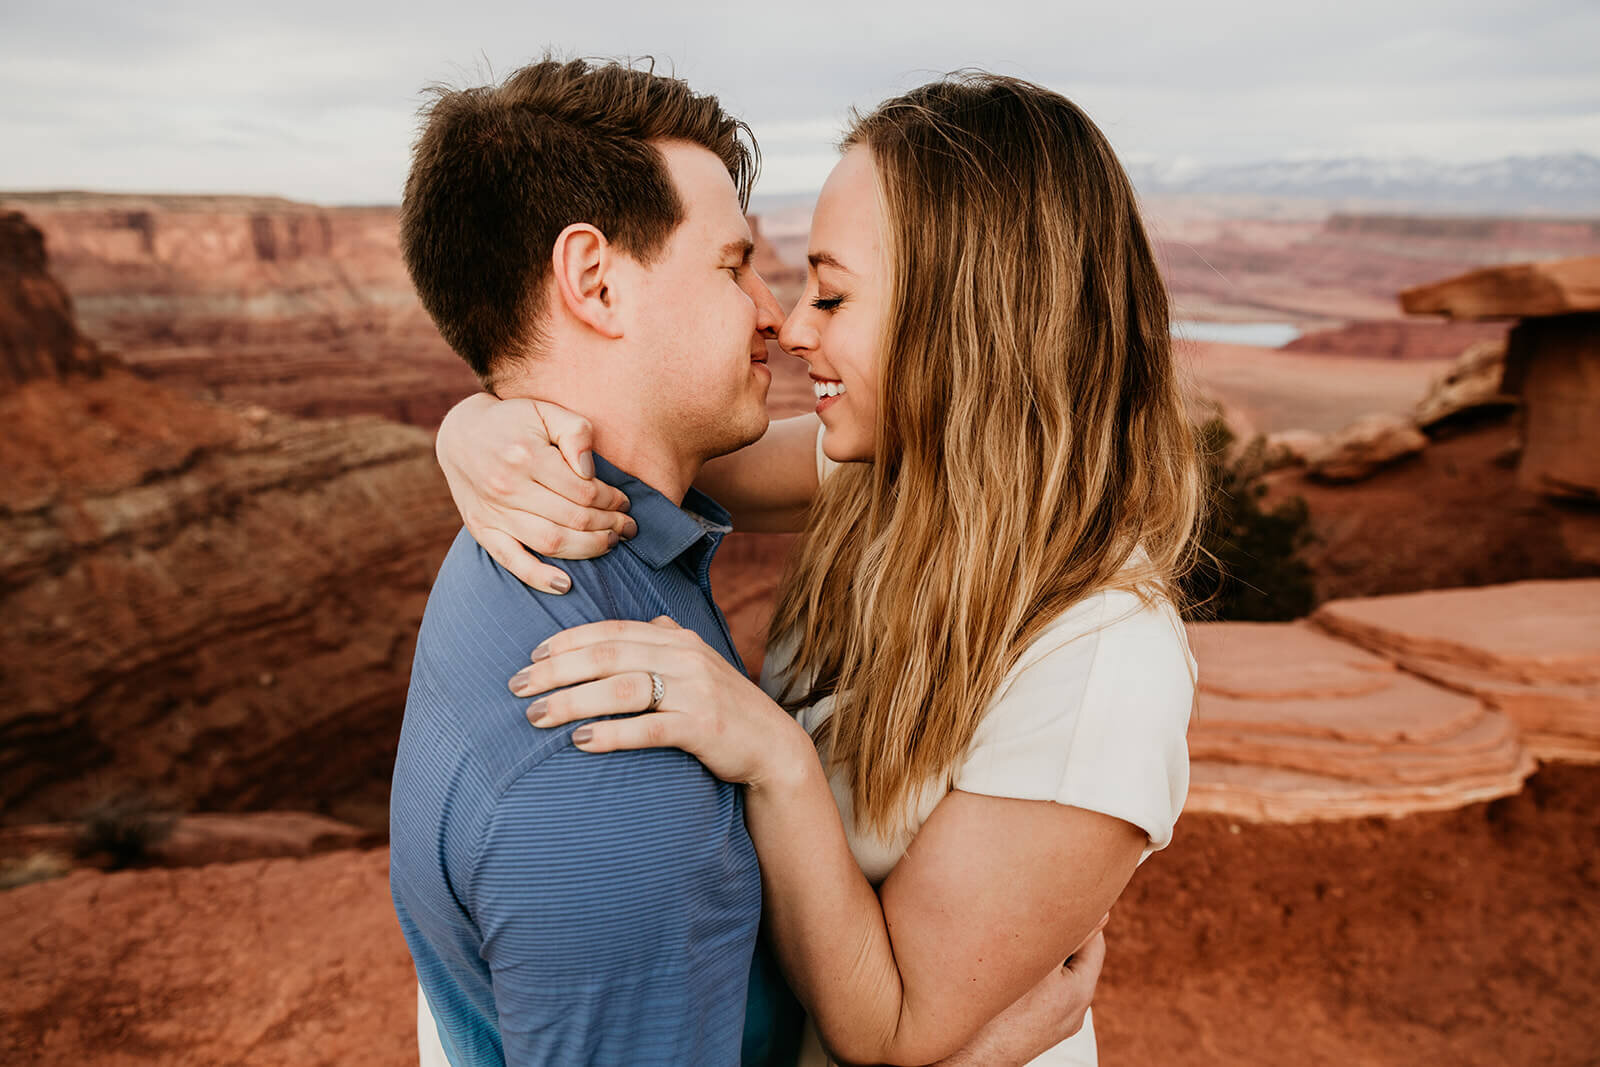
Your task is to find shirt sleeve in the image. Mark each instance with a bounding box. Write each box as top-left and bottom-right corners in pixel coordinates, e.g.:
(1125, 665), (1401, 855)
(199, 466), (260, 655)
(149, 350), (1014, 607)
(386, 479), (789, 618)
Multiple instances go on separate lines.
(467, 742), (761, 1064)
(953, 592), (1196, 858)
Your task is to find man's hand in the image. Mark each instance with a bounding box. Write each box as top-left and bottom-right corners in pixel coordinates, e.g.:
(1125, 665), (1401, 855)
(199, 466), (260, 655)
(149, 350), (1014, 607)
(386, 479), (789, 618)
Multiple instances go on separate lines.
(930, 919), (1108, 1066)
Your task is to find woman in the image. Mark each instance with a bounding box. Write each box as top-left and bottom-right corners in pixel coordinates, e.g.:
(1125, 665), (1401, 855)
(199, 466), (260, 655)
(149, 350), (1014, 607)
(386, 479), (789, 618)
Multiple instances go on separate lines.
(434, 73), (1200, 1065)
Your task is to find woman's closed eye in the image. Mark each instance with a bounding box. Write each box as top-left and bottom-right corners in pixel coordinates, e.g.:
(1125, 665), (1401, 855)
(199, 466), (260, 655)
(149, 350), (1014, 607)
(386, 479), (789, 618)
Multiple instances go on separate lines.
(811, 294), (845, 311)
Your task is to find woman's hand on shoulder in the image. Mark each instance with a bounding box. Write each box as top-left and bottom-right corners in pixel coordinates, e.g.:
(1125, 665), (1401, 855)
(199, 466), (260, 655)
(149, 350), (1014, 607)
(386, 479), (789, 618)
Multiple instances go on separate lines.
(435, 392), (636, 594)
(508, 616), (816, 788)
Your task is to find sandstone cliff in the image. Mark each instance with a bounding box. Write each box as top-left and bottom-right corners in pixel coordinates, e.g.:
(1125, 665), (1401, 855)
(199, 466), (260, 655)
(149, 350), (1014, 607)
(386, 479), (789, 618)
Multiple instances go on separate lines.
(1, 192), (477, 426)
(0, 209), (461, 827)
(2, 193), (808, 429)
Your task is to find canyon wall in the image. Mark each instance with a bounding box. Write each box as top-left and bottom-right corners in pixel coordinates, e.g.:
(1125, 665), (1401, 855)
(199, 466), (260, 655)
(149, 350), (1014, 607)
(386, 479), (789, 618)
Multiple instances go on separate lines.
(1, 193), (804, 429)
(0, 208), (462, 828)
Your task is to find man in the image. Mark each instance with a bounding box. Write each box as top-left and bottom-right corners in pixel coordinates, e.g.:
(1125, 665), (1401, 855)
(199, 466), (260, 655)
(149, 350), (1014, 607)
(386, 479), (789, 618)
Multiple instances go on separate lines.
(389, 58), (785, 1066)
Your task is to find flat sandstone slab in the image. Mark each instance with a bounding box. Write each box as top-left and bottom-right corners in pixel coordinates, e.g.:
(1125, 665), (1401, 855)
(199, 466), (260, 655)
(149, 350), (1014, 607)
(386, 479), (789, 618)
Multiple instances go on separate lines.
(1187, 751), (1536, 823)
(1312, 580), (1600, 686)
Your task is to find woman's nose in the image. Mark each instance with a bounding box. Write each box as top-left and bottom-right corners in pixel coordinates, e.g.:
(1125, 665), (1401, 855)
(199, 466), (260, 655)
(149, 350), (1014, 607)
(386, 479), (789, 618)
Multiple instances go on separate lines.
(779, 305), (816, 356)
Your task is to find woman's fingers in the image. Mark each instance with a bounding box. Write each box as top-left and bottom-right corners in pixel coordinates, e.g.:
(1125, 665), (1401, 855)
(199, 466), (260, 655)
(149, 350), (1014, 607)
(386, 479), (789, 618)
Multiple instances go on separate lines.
(525, 618), (694, 665)
(524, 671), (660, 728)
(510, 636), (690, 699)
(472, 528), (576, 596)
(529, 401), (634, 517)
(516, 481), (634, 537)
(469, 505), (619, 573)
(569, 710), (682, 754)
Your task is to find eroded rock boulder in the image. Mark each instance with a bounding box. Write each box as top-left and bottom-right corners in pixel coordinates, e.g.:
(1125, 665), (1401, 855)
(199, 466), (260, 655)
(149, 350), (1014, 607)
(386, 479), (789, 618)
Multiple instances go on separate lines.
(1414, 340), (1517, 430)
(1305, 413), (1428, 483)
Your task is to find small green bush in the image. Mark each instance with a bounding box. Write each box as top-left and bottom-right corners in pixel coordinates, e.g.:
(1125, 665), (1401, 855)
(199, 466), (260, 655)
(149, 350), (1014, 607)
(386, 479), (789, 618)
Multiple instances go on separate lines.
(1181, 417), (1318, 622)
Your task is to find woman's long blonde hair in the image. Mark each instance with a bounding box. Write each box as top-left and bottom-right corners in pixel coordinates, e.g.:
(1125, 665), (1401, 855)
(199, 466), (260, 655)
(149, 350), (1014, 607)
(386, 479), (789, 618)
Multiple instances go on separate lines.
(768, 73), (1203, 835)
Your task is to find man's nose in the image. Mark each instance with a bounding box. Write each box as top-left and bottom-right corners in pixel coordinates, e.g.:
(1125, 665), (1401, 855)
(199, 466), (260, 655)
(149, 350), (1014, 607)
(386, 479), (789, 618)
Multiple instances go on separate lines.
(750, 274), (783, 339)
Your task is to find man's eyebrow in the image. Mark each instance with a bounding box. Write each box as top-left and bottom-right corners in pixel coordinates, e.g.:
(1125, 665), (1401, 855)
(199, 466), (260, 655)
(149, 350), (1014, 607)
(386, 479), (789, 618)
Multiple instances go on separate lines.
(720, 238), (755, 264)
(808, 251), (853, 274)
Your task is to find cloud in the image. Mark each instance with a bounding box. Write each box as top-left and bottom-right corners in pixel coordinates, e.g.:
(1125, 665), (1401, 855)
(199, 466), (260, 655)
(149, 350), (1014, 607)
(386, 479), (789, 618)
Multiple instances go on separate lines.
(2, 0), (1596, 202)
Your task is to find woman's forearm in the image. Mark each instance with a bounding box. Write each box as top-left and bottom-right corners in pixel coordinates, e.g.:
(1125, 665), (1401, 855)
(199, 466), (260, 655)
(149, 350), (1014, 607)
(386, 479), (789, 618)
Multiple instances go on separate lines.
(745, 748), (923, 1065)
(692, 414), (821, 531)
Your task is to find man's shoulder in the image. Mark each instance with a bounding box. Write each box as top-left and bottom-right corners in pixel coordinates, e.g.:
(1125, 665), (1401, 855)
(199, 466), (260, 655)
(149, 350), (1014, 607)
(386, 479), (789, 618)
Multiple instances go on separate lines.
(405, 529), (667, 790)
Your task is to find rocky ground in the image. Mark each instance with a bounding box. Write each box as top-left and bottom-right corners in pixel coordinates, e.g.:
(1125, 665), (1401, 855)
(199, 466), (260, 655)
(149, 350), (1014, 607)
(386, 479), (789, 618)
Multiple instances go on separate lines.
(4, 763), (1595, 1066)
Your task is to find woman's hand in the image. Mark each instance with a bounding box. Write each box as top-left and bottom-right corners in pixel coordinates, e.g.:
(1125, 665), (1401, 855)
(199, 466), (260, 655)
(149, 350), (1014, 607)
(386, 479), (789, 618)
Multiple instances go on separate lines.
(508, 616), (815, 790)
(436, 392), (637, 594)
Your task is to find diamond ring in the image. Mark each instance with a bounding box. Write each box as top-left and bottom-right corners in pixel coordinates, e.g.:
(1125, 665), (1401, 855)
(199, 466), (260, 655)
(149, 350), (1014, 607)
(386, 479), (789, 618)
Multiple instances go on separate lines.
(647, 671), (665, 711)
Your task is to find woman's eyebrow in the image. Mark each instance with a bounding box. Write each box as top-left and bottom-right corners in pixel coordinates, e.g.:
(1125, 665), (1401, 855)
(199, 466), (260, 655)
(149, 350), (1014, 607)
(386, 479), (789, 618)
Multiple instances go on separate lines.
(808, 251), (854, 275)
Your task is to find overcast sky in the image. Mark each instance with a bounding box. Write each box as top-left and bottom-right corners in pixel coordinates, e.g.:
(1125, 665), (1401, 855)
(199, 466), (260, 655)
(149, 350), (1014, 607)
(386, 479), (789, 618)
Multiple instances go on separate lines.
(3, 0), (1596, 205)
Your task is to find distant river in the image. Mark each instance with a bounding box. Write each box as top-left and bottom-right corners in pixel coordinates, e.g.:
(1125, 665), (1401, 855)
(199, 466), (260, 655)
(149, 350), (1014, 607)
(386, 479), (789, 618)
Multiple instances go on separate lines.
(1172, 320), (1303, 347)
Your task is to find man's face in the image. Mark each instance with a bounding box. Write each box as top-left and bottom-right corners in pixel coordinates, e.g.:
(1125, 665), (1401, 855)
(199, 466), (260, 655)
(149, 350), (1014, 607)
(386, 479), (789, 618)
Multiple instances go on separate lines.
(624, 141), (782, 461)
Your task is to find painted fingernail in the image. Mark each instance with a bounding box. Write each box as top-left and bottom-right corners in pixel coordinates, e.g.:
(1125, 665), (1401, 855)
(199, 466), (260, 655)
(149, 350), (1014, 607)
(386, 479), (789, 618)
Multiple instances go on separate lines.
(577, 451), (595, 479)
(618, 496), (631, 513)
(572, 725), (593, 745)
(509, 666), (535, 694)
(606, 530), (620, 548)
(549, 572), (571, 594)
(622, 518), (639, 540)
(526, 699), (549, 725)
(531, 642), (551, 662)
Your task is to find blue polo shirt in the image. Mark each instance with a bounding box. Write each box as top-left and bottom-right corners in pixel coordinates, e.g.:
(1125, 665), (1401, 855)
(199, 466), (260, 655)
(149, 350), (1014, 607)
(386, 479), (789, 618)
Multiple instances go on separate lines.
(391, 455), (795, 1066)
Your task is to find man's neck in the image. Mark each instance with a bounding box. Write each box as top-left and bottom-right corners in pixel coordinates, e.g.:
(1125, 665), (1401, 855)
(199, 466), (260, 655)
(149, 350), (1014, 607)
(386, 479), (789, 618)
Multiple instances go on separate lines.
(495, 372), (701, 505)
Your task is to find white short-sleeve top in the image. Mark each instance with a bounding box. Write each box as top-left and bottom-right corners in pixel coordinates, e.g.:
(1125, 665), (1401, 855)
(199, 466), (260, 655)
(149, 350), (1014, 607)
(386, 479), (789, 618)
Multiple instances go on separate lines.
(767, 432), (1197, 1065)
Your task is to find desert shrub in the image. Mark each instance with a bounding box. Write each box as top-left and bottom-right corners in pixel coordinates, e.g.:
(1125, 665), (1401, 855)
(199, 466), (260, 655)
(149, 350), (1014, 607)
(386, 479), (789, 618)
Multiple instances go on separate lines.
(1181, 417), (1318, 622)
(75, 798), (176, 870)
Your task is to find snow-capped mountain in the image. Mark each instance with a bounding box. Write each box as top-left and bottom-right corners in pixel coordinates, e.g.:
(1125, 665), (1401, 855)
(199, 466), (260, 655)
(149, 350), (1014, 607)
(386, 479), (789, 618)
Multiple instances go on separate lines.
(1128, 153), (1600, 214)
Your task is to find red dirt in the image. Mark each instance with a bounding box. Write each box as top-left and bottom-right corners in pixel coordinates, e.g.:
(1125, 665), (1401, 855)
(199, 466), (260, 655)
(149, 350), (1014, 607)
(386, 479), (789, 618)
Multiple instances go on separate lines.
(1097, 761), (1600, 1066)
(3, 763), (1595, 1065)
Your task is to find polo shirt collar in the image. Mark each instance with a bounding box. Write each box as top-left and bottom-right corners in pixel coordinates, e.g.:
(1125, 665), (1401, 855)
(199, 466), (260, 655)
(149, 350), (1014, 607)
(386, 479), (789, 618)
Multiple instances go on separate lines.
(592, 453), (732, 570)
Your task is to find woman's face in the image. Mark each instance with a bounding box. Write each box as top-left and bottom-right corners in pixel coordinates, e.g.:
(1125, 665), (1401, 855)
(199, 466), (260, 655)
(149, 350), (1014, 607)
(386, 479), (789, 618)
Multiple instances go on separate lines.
(778, 145), (886, 463)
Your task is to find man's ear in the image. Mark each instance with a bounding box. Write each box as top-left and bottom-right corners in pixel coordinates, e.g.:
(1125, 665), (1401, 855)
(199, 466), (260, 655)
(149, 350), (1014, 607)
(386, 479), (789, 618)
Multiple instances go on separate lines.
(550, 223), (625, 339)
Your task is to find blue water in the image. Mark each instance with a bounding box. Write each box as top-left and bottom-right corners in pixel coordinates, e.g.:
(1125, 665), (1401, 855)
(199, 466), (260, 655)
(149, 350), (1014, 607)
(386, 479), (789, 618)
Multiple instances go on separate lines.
(1172, 320), (1303, 347)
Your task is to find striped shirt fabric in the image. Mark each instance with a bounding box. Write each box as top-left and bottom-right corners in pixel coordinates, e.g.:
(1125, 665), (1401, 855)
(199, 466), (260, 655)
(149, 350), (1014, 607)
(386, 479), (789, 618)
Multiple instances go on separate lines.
(390, 455), (767, 1066)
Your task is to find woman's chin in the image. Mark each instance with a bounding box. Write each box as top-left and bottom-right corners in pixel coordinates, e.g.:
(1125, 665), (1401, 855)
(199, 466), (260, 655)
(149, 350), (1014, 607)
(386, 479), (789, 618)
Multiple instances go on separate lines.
(820, 425), (874, 465)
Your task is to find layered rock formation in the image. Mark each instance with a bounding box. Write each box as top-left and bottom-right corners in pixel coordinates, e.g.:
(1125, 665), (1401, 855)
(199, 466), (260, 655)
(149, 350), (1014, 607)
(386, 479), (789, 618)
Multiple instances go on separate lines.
(1282, 319), (1506, 360)
(1186, 620), (1535, 822)
(1, 193), (810, 430)
(0, 209), (462, 828)
(1302, 413), (1428, 483)
(1314, 581), (1600, 762)
(1401, 255), (1600, 499)
(1413, 340), (1517, 430)
(1262, 414), (1600, 602)
(0, 192), (479, 427)
(1151, 209), (1600, 325)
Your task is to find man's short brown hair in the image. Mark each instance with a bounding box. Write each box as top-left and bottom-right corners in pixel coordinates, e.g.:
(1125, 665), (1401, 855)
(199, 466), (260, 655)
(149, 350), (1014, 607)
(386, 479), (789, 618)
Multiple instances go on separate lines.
(400, 57), (758, 383)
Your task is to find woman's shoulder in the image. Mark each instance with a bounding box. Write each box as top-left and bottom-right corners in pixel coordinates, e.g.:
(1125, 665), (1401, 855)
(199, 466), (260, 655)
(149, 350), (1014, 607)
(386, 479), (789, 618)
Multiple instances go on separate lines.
(1004, 583), (1197, 696)
(955, 581), (1196, 854)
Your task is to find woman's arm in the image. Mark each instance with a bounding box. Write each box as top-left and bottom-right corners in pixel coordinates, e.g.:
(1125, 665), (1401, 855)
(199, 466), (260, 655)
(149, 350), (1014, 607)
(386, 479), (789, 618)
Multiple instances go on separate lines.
(513, 619), (1146, 1065)
(747, 760), (1142, 1065)
(692, 412), (822, 532)
(435, 395), (823, 587)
